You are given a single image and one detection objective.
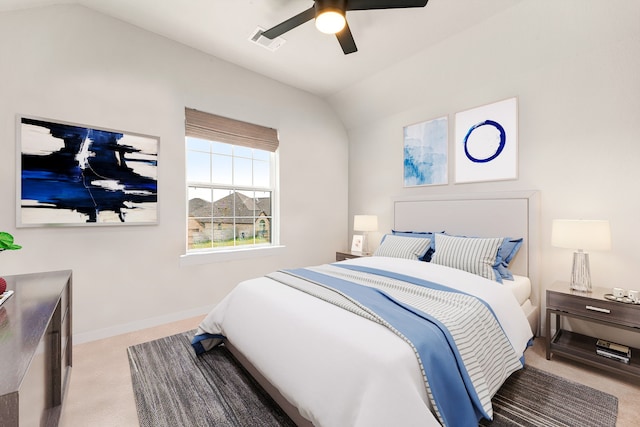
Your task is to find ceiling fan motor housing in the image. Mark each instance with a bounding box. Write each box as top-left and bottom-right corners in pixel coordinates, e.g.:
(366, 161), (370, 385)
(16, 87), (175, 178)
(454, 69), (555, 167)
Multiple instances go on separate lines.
(315, 0), (347, 16)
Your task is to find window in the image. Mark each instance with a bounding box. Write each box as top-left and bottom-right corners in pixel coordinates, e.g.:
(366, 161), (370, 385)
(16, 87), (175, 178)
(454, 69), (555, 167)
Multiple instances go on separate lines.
(185, 108), (278, 252)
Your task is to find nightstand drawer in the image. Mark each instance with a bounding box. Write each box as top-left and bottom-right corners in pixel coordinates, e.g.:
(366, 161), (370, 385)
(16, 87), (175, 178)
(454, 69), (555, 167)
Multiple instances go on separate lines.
(547, 290), (640, 329)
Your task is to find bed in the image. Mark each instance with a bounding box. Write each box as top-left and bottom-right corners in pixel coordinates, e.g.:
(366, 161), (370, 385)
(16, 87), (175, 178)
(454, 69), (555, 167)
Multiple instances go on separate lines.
(193, 191), (540, 427)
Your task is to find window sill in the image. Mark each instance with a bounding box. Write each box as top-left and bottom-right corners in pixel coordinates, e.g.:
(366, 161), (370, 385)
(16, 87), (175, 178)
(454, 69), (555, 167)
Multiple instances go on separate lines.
(180, 245), (286, 266)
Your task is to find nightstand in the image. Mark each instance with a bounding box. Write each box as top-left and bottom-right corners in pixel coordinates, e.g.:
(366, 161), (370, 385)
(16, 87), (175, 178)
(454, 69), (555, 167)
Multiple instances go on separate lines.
(546, 281), (640, 379)
(335, 251), (370, 261)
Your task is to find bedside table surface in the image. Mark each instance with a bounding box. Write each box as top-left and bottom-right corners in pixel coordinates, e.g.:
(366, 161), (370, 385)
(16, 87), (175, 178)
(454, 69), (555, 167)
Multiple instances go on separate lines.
(547, 281), (640, 329)
(546, 281), (617, 301)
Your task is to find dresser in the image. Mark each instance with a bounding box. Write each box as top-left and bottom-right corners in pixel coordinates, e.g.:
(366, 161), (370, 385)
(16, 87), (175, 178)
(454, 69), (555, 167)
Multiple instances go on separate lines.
(0, 270), (73, 427)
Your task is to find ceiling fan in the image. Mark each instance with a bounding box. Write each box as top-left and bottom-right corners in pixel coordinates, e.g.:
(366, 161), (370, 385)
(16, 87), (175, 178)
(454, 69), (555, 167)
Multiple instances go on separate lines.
(261, 0), (429, 55)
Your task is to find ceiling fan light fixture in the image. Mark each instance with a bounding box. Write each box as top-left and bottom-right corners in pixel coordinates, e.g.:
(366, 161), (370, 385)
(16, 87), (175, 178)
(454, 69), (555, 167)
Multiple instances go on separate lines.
(262, 0), (428, 54)
(315, 10), (346, 34)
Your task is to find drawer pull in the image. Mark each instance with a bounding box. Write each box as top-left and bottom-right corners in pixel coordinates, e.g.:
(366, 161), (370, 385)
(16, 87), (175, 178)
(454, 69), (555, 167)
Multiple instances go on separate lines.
(586, 305), (610, 314)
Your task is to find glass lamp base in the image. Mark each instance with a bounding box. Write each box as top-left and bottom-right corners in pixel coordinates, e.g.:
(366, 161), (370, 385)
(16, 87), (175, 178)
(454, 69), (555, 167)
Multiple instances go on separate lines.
(569, 250), (592, 292)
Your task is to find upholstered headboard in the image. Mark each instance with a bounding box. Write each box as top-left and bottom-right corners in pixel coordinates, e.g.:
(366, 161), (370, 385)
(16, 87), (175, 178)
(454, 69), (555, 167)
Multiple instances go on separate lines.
(393, 191), (540, 332)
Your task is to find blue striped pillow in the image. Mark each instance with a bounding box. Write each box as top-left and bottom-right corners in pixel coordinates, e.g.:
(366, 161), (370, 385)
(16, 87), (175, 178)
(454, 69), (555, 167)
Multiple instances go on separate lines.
(431, 234), (503, 281)
(391, 230), (442, 261)
(373, 235), (432, 261)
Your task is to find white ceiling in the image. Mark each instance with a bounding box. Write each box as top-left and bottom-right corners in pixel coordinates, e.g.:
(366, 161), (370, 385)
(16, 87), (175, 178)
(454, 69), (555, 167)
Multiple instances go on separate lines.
(0, 0), (521, 98)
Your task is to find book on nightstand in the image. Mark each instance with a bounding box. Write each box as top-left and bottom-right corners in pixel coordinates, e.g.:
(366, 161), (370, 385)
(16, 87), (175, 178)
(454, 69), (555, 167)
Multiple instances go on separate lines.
(596, 339), (631, 364)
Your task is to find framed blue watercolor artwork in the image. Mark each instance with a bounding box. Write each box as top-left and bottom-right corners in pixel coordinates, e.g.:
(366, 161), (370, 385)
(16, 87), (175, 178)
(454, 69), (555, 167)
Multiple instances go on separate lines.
(454, 97), (518, 184)
(17, 116), (159, 226)
(403, 116), (448, 187)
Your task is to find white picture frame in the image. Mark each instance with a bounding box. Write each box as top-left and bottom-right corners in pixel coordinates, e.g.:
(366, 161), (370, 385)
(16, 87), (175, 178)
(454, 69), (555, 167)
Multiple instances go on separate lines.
(351, 235), (364, 253)
(454, 97), (518, 184)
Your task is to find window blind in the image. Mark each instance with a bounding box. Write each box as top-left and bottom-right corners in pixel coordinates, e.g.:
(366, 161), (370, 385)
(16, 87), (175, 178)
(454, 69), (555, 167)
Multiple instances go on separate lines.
(185, 108), (279, 152)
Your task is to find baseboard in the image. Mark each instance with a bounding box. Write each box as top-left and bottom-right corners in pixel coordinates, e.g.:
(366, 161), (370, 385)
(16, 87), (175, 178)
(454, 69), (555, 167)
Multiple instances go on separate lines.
(72, 304), (214, 344)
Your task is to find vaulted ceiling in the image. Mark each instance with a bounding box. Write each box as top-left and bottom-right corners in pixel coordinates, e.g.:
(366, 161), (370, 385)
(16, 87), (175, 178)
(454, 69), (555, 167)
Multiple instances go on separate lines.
(0, 0), (521, 97)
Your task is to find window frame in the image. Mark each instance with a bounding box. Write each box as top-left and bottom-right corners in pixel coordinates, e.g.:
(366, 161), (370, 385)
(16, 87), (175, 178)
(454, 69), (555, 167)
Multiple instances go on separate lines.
(183, 108), (280, 260)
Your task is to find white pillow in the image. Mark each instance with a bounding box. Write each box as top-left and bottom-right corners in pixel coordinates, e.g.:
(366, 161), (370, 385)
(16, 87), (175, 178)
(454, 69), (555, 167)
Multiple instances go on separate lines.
(431, 234), (503, 281)
(373, 235), (431, 260)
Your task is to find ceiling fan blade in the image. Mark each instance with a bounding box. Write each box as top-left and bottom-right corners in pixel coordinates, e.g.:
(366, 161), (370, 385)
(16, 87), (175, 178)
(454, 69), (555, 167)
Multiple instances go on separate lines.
(336, 22), (358, 55)
(262, 6), (316, 39)
(346, 0), (428, 11)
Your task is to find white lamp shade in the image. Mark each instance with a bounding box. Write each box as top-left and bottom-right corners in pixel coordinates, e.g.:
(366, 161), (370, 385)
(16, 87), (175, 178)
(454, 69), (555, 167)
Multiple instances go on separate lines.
(354, 215), (378, 232)
(551, 219), (611, 251)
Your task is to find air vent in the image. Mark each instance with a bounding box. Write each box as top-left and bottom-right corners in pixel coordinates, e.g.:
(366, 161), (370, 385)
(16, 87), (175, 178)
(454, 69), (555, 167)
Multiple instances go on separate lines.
(249, 27), (286, 51)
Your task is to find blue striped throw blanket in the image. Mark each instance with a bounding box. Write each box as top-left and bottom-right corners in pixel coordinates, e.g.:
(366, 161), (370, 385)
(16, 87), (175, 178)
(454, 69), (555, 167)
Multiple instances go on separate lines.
(266, 263), (523, 426)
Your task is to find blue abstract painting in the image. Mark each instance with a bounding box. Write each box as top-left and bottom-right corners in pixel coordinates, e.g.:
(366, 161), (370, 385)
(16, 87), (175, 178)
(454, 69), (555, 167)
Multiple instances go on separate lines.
(403, 116), (448, 187)
(19, 117), (158, 226)
(454, 97), (517, 183)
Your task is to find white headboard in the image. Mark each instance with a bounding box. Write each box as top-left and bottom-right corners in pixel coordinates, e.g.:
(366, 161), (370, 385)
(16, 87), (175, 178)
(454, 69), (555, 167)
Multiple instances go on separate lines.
(393, 191), (540, 327)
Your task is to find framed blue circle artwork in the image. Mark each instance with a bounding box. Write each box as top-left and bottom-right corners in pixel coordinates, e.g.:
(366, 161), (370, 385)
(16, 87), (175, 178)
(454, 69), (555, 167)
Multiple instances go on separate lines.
(454, 97), (517, 183)
(463, 119), (506, 163)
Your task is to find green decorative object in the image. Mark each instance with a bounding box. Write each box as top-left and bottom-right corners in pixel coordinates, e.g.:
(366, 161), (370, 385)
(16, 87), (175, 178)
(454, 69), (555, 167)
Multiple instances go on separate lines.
(0, 232), (21, 251)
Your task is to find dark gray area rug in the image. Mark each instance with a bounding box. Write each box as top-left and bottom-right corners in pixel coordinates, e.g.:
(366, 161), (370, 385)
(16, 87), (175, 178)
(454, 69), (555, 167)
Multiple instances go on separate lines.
(127, 330), (296, 427)
(481, 364), (618, 427)
(129, 331), (618, 427)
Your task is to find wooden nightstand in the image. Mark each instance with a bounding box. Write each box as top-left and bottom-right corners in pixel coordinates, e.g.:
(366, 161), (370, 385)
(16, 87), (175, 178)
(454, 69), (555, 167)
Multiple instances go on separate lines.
(335, 251), (370, 261)
(546, 281), (640, 379)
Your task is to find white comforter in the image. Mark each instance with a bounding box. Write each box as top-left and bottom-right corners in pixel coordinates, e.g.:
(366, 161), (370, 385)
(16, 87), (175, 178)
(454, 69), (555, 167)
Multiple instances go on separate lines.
(196, 257), (533, 427)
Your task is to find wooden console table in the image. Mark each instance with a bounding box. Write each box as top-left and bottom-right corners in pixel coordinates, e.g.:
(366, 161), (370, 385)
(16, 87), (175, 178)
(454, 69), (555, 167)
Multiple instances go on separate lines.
(0, 270), (73, 427)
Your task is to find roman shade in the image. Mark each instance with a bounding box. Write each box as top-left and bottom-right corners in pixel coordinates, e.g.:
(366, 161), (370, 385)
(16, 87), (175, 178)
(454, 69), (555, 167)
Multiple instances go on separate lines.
(185, 108), (279, 152)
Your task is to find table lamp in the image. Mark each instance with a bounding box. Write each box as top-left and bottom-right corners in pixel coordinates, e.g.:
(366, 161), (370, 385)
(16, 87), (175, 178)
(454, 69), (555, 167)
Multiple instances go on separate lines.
(551, 219), (611, 292)
(353, 215), (378, 254)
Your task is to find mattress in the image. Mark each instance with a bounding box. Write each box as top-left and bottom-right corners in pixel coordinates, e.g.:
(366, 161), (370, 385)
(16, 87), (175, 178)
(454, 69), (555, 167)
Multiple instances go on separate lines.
(503, 274), (531, 306)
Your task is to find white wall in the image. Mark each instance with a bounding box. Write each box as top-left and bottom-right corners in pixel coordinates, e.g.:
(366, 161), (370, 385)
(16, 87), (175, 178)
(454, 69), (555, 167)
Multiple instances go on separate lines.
(0, 5), (349, 342)
(332, 1), (640, 346)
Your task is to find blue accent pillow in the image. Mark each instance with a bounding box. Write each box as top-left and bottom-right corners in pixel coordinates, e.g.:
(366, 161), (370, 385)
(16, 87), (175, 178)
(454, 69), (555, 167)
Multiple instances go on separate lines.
(495, 238), (523, 280)
(391, 230), (443, 262)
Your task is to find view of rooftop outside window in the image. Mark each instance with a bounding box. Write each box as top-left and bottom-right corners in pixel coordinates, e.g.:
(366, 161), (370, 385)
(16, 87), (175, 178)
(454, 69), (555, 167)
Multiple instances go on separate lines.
(186, 137), (275, 251)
